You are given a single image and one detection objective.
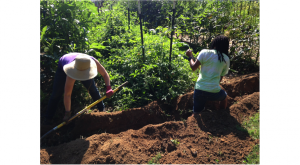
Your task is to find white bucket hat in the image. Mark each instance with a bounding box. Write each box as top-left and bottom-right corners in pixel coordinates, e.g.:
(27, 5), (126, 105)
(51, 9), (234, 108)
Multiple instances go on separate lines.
(63, 54), (97, 81)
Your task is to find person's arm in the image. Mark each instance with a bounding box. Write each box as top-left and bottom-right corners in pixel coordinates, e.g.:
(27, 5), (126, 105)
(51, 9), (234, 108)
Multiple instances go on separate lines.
(93, 58), (113, 98)
(64, 76), (76, 112)
(93, 58), (111, 86)
(186, 49), (201, 71)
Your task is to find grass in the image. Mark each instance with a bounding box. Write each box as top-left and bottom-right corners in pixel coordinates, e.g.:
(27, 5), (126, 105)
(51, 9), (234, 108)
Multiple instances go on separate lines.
(148, 152), (162, 164)
(242, 112), (260, 139)
(215, 159), (219, 163)
(242, 111), (260, 164)
(243, 144), (259, 164)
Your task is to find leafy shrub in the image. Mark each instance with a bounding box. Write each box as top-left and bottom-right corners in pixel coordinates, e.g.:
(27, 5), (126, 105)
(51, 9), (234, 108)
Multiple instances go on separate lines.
(40, 0), (259, 114)
(97, 25), (198, 110)
(40, 0), (198, 113)
(40, 0), (99, 54)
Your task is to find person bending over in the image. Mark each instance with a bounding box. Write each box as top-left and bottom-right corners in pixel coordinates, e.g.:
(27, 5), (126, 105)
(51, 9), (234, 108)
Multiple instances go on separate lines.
(42, 53), (114, 125)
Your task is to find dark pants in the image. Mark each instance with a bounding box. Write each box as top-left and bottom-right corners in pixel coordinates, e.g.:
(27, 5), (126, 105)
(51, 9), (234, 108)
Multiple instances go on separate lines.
(44, 68), (104, 120)
(193, 89), (227, 113)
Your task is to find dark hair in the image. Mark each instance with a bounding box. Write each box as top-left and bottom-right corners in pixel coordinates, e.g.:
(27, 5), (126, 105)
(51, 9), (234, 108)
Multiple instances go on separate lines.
(209, 35), (229, 63)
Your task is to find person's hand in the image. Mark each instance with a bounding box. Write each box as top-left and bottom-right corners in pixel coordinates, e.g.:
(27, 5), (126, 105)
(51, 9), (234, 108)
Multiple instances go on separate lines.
(186, 49), (193, 57)
(106, 86), (114, 98)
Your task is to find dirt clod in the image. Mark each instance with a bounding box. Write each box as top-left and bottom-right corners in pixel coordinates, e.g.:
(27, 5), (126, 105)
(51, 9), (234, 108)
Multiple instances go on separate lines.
(190, 148), (197, 156)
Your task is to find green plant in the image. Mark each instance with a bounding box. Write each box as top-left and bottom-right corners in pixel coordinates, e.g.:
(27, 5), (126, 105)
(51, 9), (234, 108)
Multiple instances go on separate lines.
(98, 24), (198, 110)
(40, 0), (259, 118)
(148, 152), (162, 164)
(178, 109), (183, 115)
(40, 0), (99, 54)
(218, 150), (223, 156)
(176, 0), (259, 74)
(208, 135), (213, 142)
(171, 139), (180, 147)
(242, 112), (260, 164)
(243, 144), (259, 164)
(242, 112), (260, 139)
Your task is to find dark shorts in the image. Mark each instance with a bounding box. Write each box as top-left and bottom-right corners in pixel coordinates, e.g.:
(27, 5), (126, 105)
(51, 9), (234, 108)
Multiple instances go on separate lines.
(193, 89), (227, 113)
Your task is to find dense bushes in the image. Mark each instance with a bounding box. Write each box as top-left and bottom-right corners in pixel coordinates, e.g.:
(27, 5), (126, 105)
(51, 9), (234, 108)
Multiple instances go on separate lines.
(40, 0), (198, 112)
(97, 25), (198, 109)
(125, 0), (260, 73)
(40, 0), (259, 112)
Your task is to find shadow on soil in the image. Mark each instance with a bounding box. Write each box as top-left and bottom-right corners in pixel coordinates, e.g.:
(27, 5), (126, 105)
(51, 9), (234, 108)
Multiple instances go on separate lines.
(41, 138), (89, 164)
(41, 95), (249, 147)
(194, 108), (249, 140)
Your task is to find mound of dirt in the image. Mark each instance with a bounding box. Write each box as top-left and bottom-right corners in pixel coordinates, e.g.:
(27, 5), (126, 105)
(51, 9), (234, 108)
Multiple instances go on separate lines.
(40, 72), (260, 164)
(221, 72), (259, 97)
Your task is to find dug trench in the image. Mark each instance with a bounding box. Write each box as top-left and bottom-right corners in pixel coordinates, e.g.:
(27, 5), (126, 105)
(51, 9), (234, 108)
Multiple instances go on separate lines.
(40, 72), (259, 164)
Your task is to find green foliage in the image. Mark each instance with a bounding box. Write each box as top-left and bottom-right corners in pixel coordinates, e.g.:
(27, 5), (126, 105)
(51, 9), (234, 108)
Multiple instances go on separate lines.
(242, 112), (260, 139)
(215, 159), (219, 163)
(40, 0), (259, 114)
(137, 0), (260, 73)
(235, 112), (259, 140)
(148, 152), (162, 164)
(243, 144), (259, 164)
(40, 0), (198, 113)
(40, 0), (99, 54)
(100, 31), (198, 109)
(90, 4), (199, 109)
(242, 112), (260, 164)
(168, 0), (260, 73)
(171, 139), (180, 147)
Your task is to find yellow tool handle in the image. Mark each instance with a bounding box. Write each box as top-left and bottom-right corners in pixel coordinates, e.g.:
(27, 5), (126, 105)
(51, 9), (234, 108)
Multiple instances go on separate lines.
(41, 81), (129, 139)
(55, 81), (128, 129)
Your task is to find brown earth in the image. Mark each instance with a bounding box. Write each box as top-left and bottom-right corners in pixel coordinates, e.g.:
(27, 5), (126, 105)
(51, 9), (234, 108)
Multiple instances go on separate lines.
(40, 72), (259, 164)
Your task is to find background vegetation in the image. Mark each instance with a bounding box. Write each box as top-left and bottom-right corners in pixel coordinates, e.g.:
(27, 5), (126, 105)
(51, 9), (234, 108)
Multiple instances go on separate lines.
(40, 0), (260, 116)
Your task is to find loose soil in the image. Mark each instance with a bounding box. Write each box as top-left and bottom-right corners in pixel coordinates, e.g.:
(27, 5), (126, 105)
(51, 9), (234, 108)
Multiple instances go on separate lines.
(40, 72), (259, 164)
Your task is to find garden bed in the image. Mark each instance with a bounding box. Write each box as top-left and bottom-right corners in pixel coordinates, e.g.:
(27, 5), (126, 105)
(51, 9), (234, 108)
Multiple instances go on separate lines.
(40, 72), (259, 164)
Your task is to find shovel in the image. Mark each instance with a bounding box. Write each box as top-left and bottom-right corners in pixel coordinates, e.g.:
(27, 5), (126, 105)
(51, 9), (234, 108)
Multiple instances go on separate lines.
(41, 81), (128, 140)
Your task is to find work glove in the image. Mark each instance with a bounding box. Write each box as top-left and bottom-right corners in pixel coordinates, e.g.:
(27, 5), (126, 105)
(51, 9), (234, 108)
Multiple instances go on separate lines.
(106, 86), (114, 98)
(63, 111), (72, 123)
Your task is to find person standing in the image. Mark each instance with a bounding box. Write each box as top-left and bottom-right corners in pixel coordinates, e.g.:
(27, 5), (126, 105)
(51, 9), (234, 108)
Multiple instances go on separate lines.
(42, 53), (114, 124)
(186, 35), (230, 116)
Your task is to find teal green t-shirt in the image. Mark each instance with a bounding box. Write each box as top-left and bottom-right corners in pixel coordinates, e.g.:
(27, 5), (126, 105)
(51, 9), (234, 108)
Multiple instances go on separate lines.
(195, 49), (230, 93)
